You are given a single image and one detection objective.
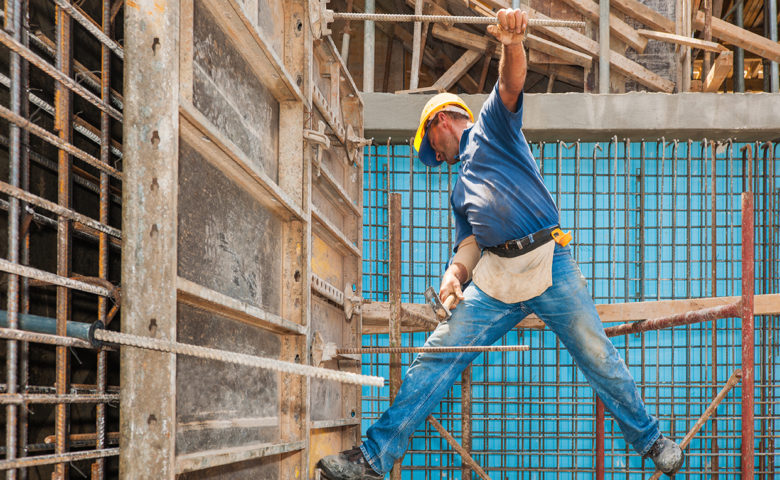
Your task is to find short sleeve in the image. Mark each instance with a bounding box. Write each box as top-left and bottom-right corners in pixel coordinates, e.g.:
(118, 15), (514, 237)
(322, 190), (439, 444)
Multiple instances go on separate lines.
(479, 81), (524, 139)
(451, 201), (473, 252)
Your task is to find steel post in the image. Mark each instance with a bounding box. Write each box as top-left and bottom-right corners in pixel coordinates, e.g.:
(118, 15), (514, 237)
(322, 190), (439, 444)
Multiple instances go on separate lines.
(389, 193), (402, 480)
(741, 192), (754, 480)
(121, 0), (179, 475)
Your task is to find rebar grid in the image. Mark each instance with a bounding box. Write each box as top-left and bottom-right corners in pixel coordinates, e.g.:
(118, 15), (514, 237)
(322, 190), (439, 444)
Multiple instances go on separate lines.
(1, 0), (123, 476)
(362, 140), (779, 479)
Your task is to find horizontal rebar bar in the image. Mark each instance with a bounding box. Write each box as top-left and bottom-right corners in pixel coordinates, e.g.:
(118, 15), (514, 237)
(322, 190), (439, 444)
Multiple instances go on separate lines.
(0, 393), (119, 405)
(0, 181), (121, 238)
(338, 345), (531, 354)
(331, 12), (586, 28)
(92, 329), (385, 387)
(51, 0), (124, 59)
(0, 259), (114, 297)
(0, 28), (122, 120)
(0, 448), (119, 470)
(604, 302), (740, 337)
(0, 104), (122, 178)
(0, 72), (123, 159)
(0, 327), (93, 348)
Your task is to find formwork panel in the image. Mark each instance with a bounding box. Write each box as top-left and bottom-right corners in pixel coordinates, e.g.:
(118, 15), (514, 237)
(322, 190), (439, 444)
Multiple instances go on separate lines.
(192, 0), (280, 181)
(177, 140), (283, 316)
(175, 302), (280, 456)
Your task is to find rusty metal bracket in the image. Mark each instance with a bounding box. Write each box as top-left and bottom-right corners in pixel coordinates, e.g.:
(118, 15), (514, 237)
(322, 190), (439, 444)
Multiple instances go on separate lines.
(304, 120), (330, 177)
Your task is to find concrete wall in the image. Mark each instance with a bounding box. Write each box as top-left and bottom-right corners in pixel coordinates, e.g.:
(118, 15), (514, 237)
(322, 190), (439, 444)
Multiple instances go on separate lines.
(363, 91), (780, 141)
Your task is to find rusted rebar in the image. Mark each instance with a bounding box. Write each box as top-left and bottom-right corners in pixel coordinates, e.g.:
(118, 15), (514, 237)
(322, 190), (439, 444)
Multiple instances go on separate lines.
(604, 302), (740, 337)
(337, 345), (530, 354)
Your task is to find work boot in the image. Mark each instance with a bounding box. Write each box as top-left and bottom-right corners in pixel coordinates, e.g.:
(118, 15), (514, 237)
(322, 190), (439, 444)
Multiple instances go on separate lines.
(318, 447), (383, 480)
(644, 436), (684, 476)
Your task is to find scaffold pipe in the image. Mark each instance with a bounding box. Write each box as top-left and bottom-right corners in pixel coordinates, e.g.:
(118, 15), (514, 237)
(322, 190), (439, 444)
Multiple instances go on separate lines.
(604, 302), (741, 337)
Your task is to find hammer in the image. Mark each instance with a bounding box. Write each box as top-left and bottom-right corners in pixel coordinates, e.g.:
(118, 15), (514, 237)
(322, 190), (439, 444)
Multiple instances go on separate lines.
(424, 286), (455, 321)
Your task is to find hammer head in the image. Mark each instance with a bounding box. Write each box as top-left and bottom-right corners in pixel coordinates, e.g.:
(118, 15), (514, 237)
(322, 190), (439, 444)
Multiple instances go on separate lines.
(424, 286), (451, 321)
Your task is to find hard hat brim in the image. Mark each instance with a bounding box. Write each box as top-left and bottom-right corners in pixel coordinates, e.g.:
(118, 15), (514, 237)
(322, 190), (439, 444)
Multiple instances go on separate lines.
(418, 130), (442, 167)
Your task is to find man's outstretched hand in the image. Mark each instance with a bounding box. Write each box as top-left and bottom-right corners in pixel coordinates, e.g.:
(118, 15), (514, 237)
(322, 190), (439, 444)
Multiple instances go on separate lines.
(487, 8), (528, 46)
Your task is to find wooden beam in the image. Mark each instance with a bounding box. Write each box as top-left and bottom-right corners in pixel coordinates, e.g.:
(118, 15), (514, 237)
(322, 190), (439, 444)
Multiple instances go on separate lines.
(525, 34), (592, 68)
(362, 293), (780, 333)
(703, 50), (733, 91)
(694, 10), (780, 63)
(433, 49), (483, 90)
(558, 0), (649, 53)
(638, 28), (727, 52)
(610, 0), (676, 32)
(526, 7), (675, 92)
(431, 24), (592, 68)
(527, 63), (585, 87)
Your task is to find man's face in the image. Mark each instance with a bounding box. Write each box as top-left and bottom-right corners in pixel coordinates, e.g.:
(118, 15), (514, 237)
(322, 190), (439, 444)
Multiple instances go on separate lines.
(427, 112), (461, 165)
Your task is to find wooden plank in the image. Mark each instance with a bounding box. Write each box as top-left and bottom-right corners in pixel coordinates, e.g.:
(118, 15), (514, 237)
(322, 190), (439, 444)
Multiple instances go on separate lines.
(525, 7), (675, 92)
(433, 49), (483, 90)
(528, 63), (585, 87)
(525, 34), (592, 67)
(176, 277), (307, 335)
(431, 24), (592, 68)
(694, 10), (780, 63)
(638, 28), (727, 52)
(558, 0), (649, 53)
(611, 0), (676, 32)
(362, 293), (780, 333)
(703, 50), (733, 91)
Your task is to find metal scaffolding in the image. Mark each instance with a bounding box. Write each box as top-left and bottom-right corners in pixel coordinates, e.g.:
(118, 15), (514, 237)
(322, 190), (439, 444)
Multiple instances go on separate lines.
(361, 140), (779, 479)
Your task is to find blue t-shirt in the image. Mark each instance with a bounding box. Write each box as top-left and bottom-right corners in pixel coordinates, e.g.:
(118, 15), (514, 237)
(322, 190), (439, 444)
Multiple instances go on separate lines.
(451, 82), (559, 250)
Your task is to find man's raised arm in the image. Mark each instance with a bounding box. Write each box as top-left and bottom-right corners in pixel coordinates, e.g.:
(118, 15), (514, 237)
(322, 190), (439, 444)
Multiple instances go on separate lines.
(487, 9), (529, 112)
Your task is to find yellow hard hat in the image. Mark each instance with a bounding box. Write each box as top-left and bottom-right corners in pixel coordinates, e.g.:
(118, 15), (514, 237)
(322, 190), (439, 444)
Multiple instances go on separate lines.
(413, 93), (474, 167)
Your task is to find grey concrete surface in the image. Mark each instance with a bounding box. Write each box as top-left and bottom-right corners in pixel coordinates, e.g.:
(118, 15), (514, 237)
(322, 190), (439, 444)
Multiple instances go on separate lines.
(362, 92), (780, 142)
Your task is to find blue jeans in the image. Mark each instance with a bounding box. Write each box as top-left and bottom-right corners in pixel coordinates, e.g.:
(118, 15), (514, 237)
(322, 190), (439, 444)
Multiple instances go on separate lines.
(361, 245), (660, 474)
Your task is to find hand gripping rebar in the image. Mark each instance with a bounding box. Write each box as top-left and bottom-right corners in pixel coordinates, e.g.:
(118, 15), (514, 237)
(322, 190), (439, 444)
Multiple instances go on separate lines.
(90, 326), (385, 387)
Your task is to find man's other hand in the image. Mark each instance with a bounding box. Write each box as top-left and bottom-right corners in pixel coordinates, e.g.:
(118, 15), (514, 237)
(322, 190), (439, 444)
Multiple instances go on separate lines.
(439, 269), (465, 311)
(487, 8), (528, 46)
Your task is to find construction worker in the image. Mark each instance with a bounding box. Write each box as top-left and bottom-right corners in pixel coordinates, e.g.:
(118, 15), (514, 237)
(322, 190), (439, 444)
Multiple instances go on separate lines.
(319, 8), (684, 480)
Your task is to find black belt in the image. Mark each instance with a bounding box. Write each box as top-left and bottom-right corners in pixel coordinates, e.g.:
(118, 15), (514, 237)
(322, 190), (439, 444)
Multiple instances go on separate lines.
(486, 226), (559, 258)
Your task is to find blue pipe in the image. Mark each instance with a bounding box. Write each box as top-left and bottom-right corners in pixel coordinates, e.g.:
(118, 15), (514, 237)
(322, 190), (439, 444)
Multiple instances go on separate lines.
(0, 310), (92, 342)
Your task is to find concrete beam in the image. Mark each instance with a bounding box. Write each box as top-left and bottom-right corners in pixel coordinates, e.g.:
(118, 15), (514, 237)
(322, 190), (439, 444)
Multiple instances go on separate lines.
(362, 92), (780, 142)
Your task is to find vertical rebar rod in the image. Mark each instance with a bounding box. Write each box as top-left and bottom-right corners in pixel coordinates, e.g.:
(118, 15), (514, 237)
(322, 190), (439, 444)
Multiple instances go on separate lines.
(710, 140), (720, 475)
(17, 1), (30, 473)
(4, 0), (23, 473)
(54, 0), (72, 476)
(658, 139), (665, 301)
(639, 142), (645, 301)
(461, 366), (472, 480)
(389, 193), (402, 480)
(408, 141), (414, 301)
(93, 0), (112, 476)
(741, 190), (755, 480)
(624, 139), (630, 303)
(595, 396), (604, 480)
